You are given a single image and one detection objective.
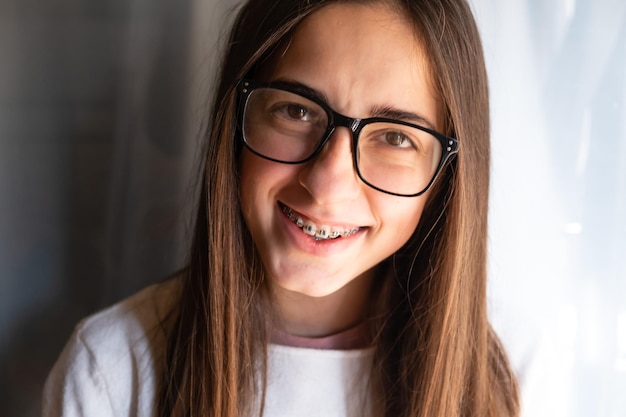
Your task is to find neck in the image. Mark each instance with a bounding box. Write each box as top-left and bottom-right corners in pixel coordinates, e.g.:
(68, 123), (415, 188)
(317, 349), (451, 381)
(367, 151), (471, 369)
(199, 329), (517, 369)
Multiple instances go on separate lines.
(269, 270), (378, 338)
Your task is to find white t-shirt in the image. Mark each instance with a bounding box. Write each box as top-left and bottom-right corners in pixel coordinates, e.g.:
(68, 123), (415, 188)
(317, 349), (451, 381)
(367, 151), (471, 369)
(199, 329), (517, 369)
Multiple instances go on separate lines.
(43, 278), (552, 417)
(42, 279), (375, 417)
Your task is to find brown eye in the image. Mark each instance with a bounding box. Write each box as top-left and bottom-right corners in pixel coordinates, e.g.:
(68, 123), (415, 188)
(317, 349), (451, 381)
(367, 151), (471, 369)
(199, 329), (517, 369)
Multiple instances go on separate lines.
(286, 104), (309, 120)
(385, 131), (407, 147)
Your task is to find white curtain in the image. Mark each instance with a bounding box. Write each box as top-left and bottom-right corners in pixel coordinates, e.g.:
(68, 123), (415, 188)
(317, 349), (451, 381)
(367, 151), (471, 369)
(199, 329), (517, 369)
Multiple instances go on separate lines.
(472, 0), (626, 416)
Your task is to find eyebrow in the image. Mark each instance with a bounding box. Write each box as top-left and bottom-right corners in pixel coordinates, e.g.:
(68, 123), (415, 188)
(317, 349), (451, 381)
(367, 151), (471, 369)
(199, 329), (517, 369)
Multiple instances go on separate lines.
(268, 78), (329, 104)
(370, 106), (437, 131)
(268, 78), (437, 130)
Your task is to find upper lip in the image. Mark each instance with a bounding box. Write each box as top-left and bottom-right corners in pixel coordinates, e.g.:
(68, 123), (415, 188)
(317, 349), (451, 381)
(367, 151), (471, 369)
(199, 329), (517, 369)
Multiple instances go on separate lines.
(278, 201), (366, 229)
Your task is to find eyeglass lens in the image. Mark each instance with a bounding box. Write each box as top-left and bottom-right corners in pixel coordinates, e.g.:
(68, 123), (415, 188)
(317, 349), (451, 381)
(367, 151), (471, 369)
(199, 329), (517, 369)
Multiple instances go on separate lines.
(242, 87), (442, 196)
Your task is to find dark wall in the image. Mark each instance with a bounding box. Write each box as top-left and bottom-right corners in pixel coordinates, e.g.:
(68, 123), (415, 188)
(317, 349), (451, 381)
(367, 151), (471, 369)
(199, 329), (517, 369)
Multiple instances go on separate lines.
(0, 0), (222, 414)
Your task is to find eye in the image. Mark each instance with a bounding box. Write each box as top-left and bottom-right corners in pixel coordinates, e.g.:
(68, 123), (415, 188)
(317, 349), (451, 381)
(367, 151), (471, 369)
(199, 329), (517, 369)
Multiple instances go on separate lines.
(384, 131), (412, 148)
(273, 102), (316, 122)
(286, 104), (309, 120)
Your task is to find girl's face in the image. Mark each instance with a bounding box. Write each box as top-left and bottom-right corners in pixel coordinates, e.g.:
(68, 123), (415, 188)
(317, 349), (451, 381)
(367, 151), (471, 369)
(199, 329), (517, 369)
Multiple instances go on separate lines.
(240, 3), (441, 300)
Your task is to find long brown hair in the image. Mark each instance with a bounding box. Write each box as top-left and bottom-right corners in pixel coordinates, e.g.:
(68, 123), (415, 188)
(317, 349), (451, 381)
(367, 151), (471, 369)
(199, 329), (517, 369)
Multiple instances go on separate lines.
(158, 1), (519, 416)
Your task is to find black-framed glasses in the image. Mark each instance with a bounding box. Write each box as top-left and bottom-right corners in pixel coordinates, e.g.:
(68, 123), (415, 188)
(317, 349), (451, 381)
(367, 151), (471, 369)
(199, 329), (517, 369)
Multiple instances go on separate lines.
(237, 79), (458, 197)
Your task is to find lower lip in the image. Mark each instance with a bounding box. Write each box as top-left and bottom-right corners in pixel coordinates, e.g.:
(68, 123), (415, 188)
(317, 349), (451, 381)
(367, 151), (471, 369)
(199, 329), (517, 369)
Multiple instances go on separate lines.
(277, 204), (364, 256)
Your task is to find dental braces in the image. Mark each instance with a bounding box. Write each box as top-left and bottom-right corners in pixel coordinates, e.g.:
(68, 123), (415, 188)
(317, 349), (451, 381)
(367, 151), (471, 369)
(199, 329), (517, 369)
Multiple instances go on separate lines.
(280, 204), (360, 240)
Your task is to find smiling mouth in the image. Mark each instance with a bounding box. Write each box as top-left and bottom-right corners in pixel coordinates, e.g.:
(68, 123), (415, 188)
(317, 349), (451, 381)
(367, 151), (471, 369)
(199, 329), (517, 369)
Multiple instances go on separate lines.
(278, 202), (361, 241)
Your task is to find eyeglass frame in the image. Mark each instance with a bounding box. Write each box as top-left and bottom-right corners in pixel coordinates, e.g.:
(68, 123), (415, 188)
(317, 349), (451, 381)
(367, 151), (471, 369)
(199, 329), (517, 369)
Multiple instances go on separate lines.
(237, 79), (459, 197)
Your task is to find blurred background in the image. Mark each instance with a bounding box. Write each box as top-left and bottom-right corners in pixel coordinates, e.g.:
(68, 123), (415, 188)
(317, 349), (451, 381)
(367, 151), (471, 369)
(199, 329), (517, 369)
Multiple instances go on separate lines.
(0, 0), (624, 416)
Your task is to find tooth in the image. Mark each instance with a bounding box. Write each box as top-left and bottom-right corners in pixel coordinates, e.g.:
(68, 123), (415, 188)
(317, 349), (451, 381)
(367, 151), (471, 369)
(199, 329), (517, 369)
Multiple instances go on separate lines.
(282, 203), (360, 239)
(315, 225), (330, 239)
(329, 227), (343, 239)
(303, 221), (317, 236)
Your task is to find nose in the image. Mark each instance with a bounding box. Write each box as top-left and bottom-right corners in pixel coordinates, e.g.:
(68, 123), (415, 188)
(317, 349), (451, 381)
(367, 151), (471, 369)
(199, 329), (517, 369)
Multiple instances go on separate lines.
(298, 127), (362, 204)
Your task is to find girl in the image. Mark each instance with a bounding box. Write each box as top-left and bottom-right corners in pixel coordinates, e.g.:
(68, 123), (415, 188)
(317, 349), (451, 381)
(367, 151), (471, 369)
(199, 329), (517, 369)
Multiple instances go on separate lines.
(44, 0), (520, 416)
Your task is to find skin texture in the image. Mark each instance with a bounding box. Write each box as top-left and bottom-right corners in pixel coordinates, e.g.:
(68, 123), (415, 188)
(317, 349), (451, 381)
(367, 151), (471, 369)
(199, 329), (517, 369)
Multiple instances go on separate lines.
(239, 3), (441, 337)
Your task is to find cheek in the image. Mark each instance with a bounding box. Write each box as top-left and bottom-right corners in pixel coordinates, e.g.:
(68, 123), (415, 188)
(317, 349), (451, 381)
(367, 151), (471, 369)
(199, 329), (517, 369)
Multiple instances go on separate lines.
(239, 154), (260, 221)
(239, 151), (297, 225)
(375, 194), (428, 246)
(239, 152), (275, 231)
(399, 204), (425, 240)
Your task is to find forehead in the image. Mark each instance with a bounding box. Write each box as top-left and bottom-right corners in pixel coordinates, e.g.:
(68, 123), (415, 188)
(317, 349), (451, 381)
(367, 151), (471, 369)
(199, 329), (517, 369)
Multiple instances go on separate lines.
(259, 2), (440, 126)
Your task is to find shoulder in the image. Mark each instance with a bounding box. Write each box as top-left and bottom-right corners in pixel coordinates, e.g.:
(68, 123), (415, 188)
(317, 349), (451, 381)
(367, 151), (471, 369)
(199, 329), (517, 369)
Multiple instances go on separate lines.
(76, 277), (180, 352)
(43, 278), (182, 417)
